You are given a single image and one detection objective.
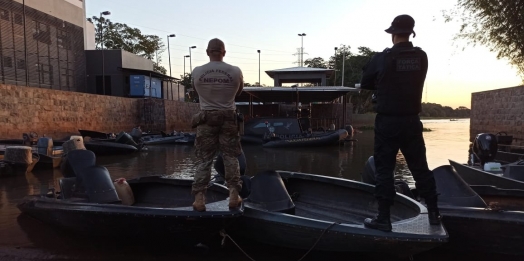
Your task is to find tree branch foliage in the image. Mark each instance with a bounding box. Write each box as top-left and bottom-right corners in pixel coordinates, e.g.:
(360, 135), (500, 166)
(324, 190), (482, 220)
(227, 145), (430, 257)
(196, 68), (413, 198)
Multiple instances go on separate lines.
(304, 46), (379, 113)
(443, 0), (524, 80)
(88, 16), (167, 74)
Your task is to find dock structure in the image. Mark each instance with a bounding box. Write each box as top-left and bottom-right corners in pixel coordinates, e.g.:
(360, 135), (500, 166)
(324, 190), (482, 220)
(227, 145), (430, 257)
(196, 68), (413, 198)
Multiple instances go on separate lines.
(236, 67), (359, 129)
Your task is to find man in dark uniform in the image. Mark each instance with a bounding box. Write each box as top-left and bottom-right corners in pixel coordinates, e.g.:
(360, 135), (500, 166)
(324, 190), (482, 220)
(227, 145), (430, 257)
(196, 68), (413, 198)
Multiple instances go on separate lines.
(358, 14), (441, 232)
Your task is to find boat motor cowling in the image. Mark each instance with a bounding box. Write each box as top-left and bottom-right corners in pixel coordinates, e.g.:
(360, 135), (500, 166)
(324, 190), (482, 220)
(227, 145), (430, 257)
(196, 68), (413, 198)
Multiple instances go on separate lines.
(248, 170), (295, 214)
(472, 133), (498, 166)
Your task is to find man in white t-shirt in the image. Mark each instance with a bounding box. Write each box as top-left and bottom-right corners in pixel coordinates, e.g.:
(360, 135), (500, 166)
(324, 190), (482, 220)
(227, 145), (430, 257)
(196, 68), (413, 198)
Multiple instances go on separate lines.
(190, 38), (244, 212)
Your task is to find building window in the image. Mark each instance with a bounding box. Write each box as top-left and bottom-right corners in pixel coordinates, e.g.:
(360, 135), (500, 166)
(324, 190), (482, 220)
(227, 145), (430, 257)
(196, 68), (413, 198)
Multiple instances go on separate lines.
(3, 56), (13, 68)
(14, 13), (22, 25)
(33, 21), (51, 44)
(0, 9), (9, 21)
(57, 30), (70, 49)
(17, 59), (26, 70)
(37, 63), (53, 85)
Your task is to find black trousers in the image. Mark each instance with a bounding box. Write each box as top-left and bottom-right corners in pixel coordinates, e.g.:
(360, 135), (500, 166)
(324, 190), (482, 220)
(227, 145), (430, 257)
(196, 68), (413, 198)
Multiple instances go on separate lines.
(373, 114), (437, 205)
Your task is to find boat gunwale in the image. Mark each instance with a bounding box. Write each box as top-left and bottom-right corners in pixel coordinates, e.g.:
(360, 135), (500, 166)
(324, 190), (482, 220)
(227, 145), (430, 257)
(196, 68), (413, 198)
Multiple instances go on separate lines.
(239, 171), (447, 240)
(19, 176), (243, 218)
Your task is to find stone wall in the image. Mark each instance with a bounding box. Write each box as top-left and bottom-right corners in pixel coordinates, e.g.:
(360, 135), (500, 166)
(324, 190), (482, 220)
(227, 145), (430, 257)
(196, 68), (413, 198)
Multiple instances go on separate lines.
(0, 84), (200, 140)
(470, 85), (524, 145)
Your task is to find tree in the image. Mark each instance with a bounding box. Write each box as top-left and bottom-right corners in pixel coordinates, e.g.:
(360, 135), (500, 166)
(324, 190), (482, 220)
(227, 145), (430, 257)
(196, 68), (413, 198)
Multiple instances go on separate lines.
(178, 73), (196, 102)
(88, 16), (168, 75)
(305, 57), (327, 68)
(443, 0), (524, 79)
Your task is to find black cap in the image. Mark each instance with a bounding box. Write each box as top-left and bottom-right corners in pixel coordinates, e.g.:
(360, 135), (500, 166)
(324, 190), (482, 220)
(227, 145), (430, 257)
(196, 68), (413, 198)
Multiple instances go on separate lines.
(385, 14), (416, 37)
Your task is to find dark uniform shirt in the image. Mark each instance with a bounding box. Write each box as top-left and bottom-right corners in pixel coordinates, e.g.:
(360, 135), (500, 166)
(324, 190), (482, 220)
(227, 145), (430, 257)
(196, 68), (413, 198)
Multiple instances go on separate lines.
(360, 42), (428, 116)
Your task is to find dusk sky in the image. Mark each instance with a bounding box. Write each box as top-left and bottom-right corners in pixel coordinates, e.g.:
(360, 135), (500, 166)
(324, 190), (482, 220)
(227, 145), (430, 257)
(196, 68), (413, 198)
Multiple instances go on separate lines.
(85, 0), (522, 109)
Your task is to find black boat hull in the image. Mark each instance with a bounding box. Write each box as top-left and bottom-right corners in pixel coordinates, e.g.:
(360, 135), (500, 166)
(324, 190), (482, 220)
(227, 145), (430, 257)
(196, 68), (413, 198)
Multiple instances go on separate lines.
(262, 130), (348, 148)
(449, 160), (524, 190)
(439, 206), (524, 255)
(78, 129), (109, 139)
(229, 171), (447, 257)
(84, 141), (138, 155)
(17, 176), (243, 245)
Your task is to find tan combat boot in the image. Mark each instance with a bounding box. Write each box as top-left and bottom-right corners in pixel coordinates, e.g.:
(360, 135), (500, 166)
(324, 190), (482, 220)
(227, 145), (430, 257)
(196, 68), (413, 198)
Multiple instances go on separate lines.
(193, 191), (206, 212)
(228, 187), (242, 209)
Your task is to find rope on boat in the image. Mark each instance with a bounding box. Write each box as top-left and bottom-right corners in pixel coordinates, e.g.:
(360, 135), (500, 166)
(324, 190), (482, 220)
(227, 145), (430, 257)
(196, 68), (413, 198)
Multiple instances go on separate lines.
(220, 221), (340, 261)
(296, 222), (340, 261)
(220, 230), (257, 261)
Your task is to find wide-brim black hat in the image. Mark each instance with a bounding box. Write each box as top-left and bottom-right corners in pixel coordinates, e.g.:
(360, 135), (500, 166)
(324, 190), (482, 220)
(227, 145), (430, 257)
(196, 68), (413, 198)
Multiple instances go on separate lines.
(385, 14), (416, 37)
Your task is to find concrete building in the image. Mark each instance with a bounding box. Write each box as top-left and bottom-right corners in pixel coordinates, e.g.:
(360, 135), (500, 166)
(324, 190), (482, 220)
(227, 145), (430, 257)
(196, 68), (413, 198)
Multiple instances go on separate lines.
(85, 49), (182, 100)
(0, 0), (87, 91)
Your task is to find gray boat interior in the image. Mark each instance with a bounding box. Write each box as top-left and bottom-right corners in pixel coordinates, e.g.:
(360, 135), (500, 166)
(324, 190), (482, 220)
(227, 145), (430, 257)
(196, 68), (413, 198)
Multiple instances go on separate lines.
(128, 178), (229, 208)
(247, 170), (421, 225)
(59, 175), (229, 209)
(59, 149), (229, 209)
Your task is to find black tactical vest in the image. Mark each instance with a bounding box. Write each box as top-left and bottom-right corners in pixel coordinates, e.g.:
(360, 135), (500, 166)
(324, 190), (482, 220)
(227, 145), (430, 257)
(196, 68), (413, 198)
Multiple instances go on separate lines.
(374, 45), (428, 115)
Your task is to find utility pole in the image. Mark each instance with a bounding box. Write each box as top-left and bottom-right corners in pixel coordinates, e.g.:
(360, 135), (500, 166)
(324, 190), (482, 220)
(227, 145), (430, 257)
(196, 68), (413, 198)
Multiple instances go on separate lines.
(341, 48), (346, 87)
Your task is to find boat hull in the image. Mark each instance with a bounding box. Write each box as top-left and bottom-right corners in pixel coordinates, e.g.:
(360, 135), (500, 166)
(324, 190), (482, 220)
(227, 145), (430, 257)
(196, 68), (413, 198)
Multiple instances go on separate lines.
(439, 206), (524, 255)
(84, 141), (138, 155)
(229, 171), (447, 257)
(449, 160), (524, 190)
(17, 177), (243, 245)
(262, 130), (348, 148)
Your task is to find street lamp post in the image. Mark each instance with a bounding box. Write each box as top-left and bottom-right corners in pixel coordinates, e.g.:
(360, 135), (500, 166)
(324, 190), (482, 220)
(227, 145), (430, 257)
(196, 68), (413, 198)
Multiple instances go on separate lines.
(341, 46), (346, 87)
(167, 34), (175, 100)
(334, 47), (338, 86)
(298, 33), (306, 67)
(189, 46), (196, 73)
(183, 55), (190, 75)
(100, 11), (111, 95)
(257, 50), (260, 86)
(167, 34), (175, 77)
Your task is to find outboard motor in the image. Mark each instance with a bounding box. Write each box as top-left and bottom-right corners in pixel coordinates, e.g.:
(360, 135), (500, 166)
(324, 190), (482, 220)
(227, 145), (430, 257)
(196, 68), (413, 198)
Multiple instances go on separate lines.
(61, 150), (96, 178)
(213, 151), (250, 198)
(345, 125), (354, 137)
(116, 131), (139, 147)
(248, 170), (295, 214)
(472, 133), (498, 166)
(361, 156), (416, 200)
(37, 137), (53, 156)
(130, 127), (143, 140)
(79, 165), (120, 204)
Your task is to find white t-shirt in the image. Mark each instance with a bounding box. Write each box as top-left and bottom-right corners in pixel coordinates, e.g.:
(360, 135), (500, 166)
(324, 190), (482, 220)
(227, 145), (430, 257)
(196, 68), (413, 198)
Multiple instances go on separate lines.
(192, 61), (243, 110)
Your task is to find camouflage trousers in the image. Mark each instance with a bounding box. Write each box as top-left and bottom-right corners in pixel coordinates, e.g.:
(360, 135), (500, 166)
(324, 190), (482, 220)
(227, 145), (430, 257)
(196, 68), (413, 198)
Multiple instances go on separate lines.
(192, 111), (242, 194)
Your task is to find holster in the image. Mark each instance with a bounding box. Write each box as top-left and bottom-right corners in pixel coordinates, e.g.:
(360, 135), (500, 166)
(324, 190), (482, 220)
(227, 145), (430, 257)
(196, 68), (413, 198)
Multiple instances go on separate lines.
(191, 112), (206, 129)
(237, 113), (245, 135)
(202, 110), (237, 127)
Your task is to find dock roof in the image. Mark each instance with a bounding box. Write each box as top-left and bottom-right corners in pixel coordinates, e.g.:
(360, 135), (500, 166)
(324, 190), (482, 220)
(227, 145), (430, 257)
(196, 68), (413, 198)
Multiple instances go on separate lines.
(236, 86), (359, 103)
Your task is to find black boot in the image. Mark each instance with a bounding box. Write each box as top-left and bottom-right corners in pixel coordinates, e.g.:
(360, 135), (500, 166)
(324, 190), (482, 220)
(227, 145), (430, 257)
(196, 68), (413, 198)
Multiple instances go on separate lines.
(425, 196), (442, 225)
(364, 201), (392, 232)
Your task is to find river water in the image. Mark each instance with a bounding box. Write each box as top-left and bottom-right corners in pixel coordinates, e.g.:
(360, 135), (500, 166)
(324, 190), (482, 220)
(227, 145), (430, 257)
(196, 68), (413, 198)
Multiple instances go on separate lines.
(1, 119), (508, 260)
